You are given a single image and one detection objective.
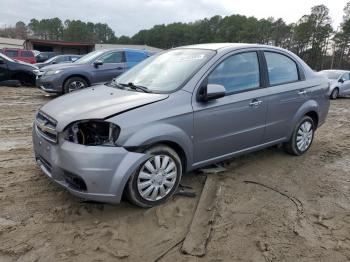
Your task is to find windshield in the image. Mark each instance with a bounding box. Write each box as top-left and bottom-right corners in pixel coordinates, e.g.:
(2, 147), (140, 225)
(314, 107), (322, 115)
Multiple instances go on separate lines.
(74, 50), (105, 64)
(319, 71), (342, 80)
(115, 48), (215, 92)
(0, 53), (15, 62)
(44, 56), (59, 63)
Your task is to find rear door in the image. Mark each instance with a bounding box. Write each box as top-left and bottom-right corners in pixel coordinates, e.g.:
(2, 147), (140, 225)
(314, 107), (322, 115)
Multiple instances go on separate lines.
(192, 50), (268, 165)
(91, 51), (125, 84)
(262, 51), (308, 143)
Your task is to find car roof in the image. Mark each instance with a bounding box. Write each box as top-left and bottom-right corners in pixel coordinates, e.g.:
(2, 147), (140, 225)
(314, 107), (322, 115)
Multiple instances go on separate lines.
(101, 48), (148, 53)
(178, 43), (275, 51)
(320, 69), (349, 73)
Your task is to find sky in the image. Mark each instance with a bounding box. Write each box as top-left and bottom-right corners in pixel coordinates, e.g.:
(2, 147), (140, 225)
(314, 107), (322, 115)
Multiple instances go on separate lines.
(0, 0), (348, 36)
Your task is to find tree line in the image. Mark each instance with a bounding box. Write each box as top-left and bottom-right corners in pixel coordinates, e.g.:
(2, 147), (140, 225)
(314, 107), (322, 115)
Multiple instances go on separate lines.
(1, 3), (350, 70)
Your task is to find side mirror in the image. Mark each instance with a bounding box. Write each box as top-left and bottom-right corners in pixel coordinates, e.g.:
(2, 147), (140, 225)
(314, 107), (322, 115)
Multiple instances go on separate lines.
(51, 61), (57, 64)
(199, 84), (226, 102)
(339, 78), (344, 83)
(94, 60), (103, 67)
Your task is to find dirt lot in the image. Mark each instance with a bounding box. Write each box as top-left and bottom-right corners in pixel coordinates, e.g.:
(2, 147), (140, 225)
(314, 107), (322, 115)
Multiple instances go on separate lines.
(0, 86), (350, 262)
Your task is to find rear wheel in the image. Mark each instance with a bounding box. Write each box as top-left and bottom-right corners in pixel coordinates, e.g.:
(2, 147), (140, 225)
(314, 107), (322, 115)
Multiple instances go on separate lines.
(330, 88), (339, 100)
(63, 77), (88, 94)
(126, 145), (182, 208)
(284, 116), (315, 156)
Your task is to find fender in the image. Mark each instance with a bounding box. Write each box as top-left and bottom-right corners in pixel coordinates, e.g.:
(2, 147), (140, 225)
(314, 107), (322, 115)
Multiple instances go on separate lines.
(121, 123), (194, 171)
(287, 99), (319, 139)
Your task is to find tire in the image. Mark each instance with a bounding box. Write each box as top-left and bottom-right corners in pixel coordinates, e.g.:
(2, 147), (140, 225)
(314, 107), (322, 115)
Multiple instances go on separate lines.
(14, 73), (35, 87)
(63, 77), (88, 94)
(330, 88), (339, 100)
(284, 116), (315, 156)
(126, 145), (182, 208)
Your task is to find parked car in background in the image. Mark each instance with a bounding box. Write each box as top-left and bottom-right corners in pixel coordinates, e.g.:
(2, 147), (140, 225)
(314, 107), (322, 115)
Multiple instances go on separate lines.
(36, 52), (56, 63)
(33, 43), (330, 207)
(1, 48), (36, 64)
(36, 48), (150, 94)
(318, 69), (350, 99)
(0, 53), (37, 85)
(35, 55), (82, 68)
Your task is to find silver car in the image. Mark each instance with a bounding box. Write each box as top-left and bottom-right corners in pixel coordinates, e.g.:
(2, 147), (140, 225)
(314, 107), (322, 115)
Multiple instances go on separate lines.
(33, 43), (330, 207)
(319, 69), (350, 99)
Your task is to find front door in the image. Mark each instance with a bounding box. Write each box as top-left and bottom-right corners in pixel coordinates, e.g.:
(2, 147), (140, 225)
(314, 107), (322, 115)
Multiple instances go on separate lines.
(192, 51), (268, 165)
(92, 51), (125, 84)
(340, 73), (350, 95)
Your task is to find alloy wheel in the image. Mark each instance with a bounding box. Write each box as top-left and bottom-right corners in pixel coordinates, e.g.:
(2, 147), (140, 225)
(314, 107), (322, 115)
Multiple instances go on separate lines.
(68, 81), (85, 92)
(296, 120), (313, 152)
(137, 155), (177, 201)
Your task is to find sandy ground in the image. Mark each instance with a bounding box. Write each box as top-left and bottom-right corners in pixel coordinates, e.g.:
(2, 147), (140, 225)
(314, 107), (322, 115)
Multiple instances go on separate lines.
(0, 87), (349, 262)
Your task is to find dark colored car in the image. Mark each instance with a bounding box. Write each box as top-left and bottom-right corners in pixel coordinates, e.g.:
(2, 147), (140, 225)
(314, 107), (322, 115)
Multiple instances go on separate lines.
(0, 53), (37, 85)
(36, 52), (56, 63)
(36, 48), (150, 94)
(35, 55), (82, 69)
(1, 48), (36, 64)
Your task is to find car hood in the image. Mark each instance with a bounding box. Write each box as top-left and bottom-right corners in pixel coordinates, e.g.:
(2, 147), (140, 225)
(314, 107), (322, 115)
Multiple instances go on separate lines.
(40, 85), (169, 131)
(40, 62), (84, 71)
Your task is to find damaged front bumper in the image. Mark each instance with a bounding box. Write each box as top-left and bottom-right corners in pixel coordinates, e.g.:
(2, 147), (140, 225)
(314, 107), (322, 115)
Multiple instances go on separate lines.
(32, 123), (148, 204)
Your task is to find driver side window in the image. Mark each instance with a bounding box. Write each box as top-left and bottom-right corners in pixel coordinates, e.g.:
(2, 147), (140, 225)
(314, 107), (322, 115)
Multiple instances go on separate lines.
(341, 73), (350, 81)
(207, 52), (260, 94)
(100, 52), (123, 63)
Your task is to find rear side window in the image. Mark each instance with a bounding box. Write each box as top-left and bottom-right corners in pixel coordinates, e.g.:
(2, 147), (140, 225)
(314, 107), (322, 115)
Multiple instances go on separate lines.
(100, 52), (123, 63)
(4, 50), (18, 57)
(265, 52), (299, 86)
(22, 51), (34, 57)
(126, 51), (148, 62)
(208, 52), (260, 94)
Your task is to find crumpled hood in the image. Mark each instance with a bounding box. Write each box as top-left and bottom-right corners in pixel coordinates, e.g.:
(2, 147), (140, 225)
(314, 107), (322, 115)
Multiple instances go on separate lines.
(40, 85), (168, 131)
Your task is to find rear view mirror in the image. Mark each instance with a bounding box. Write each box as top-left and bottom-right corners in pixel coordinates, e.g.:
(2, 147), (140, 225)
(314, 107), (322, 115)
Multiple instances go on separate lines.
(94, 60), (103, 67)
(199, 84), (226, 102)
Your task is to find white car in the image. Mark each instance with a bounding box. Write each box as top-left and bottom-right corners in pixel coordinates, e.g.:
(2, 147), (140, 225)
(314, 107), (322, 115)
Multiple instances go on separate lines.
(319, 70), (350, 99)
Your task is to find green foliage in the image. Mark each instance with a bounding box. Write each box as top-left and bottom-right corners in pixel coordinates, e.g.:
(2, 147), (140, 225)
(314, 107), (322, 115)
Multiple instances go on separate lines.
(6, 2), (350, 69)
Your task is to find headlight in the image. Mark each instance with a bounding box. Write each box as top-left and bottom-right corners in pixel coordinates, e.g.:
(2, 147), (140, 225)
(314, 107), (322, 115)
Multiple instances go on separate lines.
(45, 69), (62, 76)
(63, 120), (120, 146)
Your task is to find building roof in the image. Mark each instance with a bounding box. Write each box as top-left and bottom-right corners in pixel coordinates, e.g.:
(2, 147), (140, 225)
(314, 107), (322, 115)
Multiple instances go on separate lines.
(0, 37), (25, 47)
(26, 39), (94, 47)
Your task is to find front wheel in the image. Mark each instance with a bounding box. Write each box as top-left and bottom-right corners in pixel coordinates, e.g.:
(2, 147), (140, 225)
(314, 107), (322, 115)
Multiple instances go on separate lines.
(330, 88), (339, 100)
(284, 116), (315, 156)
(63, 77), (88, 94)
(126, 145), (182, 208)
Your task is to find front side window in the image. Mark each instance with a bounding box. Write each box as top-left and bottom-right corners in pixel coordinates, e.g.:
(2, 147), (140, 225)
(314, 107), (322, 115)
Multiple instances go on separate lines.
(341, 73), (350, 81)
(265, 52), (299, 86)
(100, 52), (123, 63)
(116, 48), (215, 93)
(208, 52), (260, 94)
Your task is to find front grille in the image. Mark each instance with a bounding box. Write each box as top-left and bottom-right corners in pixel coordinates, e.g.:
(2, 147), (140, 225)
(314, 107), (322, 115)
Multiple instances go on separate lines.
(63, 171), (87, 191)
(35, 111), (58, 143)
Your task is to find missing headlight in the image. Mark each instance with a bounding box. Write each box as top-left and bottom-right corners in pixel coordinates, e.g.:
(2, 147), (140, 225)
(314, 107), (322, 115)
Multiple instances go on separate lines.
(64, 120), (120, 146)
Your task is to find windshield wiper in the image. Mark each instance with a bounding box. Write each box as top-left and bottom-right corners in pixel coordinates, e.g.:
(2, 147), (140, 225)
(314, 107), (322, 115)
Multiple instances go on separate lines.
(119, 82), (151, 93)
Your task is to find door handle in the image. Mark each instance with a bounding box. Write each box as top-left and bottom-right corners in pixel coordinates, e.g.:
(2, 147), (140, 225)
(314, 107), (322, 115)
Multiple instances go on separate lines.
(298, 90), (307, 95)
(249, 99), (263, 107)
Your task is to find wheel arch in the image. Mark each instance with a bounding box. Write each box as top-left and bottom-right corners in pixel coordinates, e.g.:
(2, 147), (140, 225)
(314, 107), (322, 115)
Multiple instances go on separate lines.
(63, 74), (91, 87)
